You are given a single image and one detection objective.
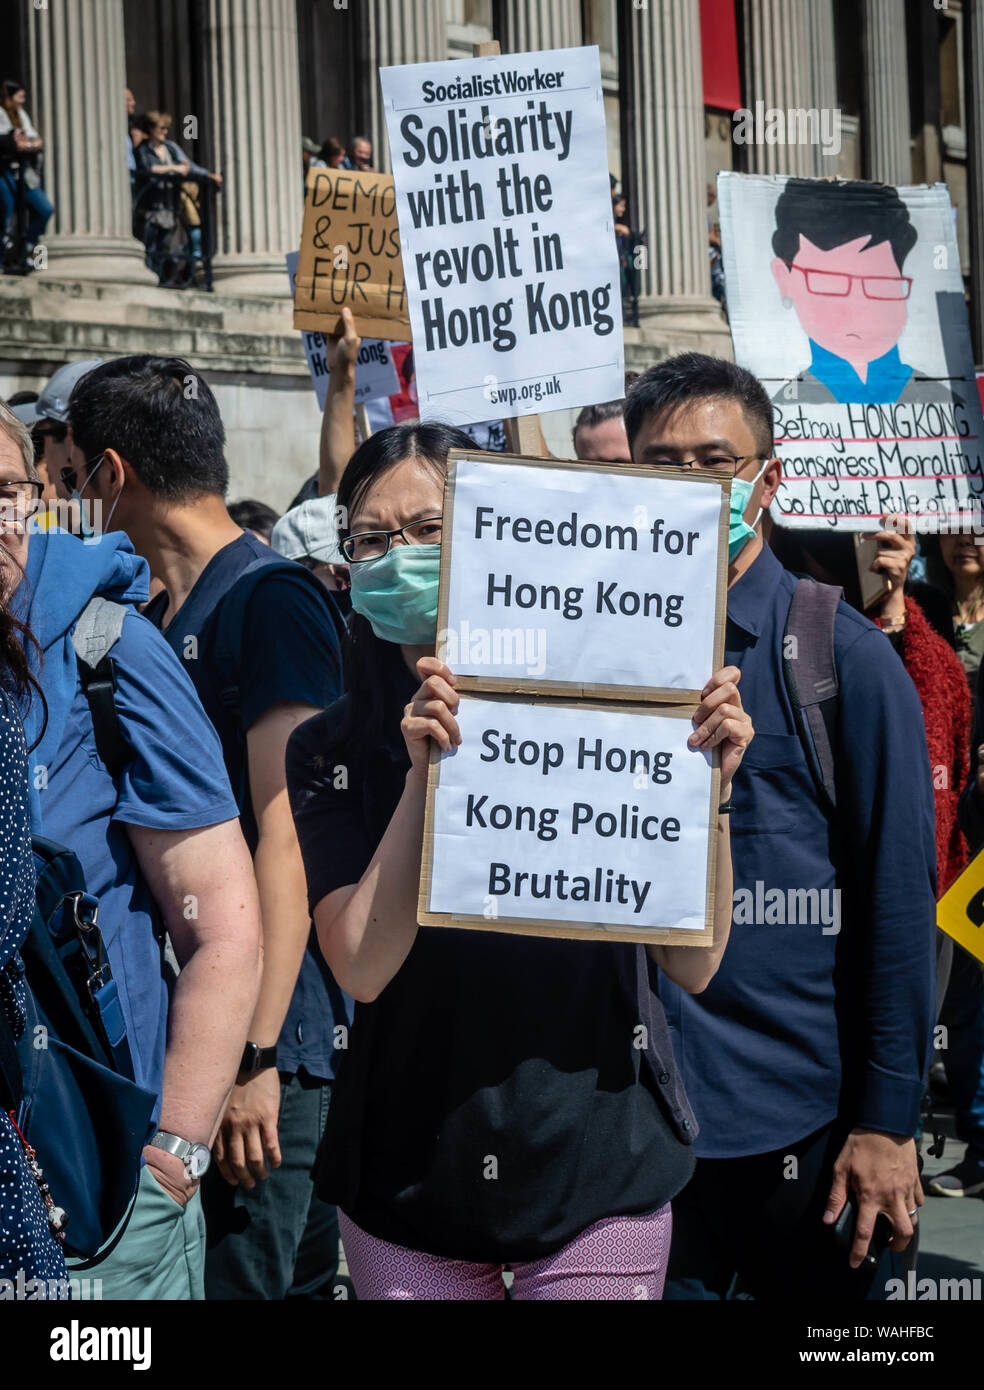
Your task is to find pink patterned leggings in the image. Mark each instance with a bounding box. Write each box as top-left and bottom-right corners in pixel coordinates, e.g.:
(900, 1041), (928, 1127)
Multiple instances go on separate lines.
(338, 1204), (672, 1301)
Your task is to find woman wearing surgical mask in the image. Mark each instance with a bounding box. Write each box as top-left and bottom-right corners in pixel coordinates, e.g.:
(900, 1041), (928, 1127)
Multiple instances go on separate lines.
(285, 423), (753, 1300)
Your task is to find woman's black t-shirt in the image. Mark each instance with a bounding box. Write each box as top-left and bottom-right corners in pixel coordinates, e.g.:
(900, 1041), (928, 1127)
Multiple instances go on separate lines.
(285, 662), (697, 1264)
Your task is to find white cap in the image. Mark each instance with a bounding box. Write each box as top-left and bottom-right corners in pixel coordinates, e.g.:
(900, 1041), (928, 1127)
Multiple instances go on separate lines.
(271, 495), (345, 565)
(16, 358), (105, 426)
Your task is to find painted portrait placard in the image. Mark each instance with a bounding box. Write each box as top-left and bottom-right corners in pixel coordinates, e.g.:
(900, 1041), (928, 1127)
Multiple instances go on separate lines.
(719, 173), (984, 531)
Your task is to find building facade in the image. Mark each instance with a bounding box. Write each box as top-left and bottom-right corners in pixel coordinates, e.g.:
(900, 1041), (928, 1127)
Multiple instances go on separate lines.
(2, 0), (982, 505)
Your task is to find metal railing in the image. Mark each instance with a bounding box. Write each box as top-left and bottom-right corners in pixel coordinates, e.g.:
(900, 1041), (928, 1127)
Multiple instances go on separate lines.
(131, 172), (218, 291)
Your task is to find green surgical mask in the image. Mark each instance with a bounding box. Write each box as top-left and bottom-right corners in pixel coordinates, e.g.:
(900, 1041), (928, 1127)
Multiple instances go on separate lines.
(728, 459), (770, 562)
(349, 543), (440, 645)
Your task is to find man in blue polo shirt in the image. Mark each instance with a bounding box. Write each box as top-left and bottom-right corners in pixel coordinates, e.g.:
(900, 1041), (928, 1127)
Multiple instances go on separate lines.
(9, 509), (261, 1300)
(66, 355), (350, 1301)
(624, 353), (937, 1300)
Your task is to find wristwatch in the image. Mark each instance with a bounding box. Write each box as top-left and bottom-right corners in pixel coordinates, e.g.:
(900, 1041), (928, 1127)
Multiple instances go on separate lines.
(148, 1130), (211, 1180)
(239, 1041), (278, 1077)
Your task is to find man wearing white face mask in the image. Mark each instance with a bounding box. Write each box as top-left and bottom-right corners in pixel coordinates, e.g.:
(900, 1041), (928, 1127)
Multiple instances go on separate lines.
(624, 353), (937, 1301)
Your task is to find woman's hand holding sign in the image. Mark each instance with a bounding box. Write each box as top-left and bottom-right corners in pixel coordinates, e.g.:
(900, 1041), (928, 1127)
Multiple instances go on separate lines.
(402, 657), (461, 781)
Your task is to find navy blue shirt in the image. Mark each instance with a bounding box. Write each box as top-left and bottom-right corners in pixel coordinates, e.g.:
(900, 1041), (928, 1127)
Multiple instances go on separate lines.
(658, 542), (937, 1158)
(145, 532), (352, 1080)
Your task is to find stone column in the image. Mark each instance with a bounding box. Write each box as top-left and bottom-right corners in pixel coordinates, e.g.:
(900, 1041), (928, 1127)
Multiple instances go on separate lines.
(620, 0), (718, 321)
(808, 0), (839, 177)
(203, 0), (303, 296)
(863, 0), (912, 185)
(965, 0), (984, 363)
(495, 0), (582, 53)
(360, 1), (447, 174)
(22, 0), (155, 283)
(741, 0), (820, 178)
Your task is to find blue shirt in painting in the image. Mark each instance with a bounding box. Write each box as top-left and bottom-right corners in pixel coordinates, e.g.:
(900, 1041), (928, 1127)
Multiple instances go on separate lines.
(13, 530), (240, 1123)
(806, 339), (916, 404)
(657, 542), (937, 1158)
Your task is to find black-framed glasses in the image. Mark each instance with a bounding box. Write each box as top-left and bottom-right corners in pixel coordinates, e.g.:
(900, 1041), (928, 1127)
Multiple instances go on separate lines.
(341, 515), (443, 564)
(0, 478), (44, 532)
(60, 452), (104, 496)
(644, 453), (766, 473)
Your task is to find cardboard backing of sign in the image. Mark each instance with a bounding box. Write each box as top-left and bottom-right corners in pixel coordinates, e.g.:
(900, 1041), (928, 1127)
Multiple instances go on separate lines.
(436, 451), (731, 703)
(293, 168), (411, 339)
(938, 847), (984, 965)
(418, 693), (720, 946)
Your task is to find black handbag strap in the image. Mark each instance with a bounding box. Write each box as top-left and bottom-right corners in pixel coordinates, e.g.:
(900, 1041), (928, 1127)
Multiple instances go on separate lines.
(0, 985), (23, 1114)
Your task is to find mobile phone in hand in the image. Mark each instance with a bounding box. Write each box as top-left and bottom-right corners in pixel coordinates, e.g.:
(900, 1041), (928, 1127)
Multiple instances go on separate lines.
(832, 1192), (894, 1265)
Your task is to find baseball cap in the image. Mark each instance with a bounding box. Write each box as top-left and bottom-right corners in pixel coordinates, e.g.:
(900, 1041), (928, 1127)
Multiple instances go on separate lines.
(302, 136), (321, 155)
(16, 358), (105, 427)
(271, 496), (345, 565)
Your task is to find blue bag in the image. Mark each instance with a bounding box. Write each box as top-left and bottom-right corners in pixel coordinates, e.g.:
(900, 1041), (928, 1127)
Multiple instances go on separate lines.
(16, 837), (157, 1261)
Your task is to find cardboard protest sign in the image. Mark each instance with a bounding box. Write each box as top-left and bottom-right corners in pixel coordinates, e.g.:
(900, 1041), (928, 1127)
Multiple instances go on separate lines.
(286, 253), (400, 408)
(436, 452), (730, 701)
(718, 172), (984, 531)
(938, 849), (984, 966)
(380, 46), (624, 426)
(419, 694), (718, 944)
(293, 168), (411, 339)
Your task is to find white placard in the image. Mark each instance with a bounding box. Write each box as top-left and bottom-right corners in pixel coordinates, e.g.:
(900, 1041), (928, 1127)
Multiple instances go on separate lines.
(425, 696), (714, 935)
(718, 174), (984, 530)
(287, 252), (400, 407)
(440, 455), (727, 696)
(380, 46), (624, 426)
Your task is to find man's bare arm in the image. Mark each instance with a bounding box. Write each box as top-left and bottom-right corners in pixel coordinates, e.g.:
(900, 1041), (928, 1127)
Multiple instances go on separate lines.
(127, 818), (262, 1200)
(319, 306), (360, 498)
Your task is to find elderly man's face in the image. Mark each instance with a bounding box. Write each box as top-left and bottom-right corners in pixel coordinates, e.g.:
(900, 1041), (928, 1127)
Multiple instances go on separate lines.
(351, 139), (372, 169)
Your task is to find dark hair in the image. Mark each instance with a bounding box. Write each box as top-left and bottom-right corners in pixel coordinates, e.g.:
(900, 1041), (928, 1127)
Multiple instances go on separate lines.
(320, 136), (346, 164)
(337, 423), (476, 762)
(573, 372), (639, 447)
(921, 534), (955, 602)
(68, 355), (228, 501)
(624, 353), (774, 457)
(0, 401), (47, 737)
(772, 179), (917, 272)
(0, 565), (46, 733)
(575, 399), (625, 433)
(228, 498), (279, 541)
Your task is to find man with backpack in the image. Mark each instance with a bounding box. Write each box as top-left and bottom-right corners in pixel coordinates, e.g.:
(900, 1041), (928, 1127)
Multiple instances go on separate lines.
(623, 353), (937, 1299)
(66, 355), (350, 1301)
(9, 505), (262, 1298)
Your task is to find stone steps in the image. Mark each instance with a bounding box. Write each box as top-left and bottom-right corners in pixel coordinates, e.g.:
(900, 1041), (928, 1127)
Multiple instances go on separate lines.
(0, 275), (307, 376)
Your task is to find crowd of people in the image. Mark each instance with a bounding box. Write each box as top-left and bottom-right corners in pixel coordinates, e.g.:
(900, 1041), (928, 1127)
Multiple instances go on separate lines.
(302, 132), (375, 186)
(0, 298), (980, 1301)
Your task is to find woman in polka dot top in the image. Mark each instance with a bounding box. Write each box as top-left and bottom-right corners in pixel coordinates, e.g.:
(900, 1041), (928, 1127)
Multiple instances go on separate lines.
(0, 399), (69, 1295)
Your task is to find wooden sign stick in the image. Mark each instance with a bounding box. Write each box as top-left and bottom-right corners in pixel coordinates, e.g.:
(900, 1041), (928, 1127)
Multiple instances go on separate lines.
(473, 38), (551, 459)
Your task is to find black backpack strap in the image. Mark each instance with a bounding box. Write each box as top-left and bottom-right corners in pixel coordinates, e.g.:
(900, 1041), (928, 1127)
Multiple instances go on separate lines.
(0, 992), (23, 1114)
(782, 578), (842, 815)
(72, 598), (134, 781)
